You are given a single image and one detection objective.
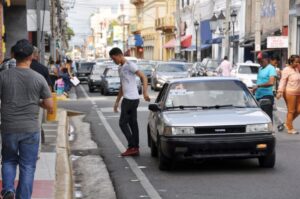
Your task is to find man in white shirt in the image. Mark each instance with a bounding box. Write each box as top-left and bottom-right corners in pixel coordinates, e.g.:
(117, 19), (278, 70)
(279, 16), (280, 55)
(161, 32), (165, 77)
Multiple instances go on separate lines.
(109, 48), (150, 156)
(217, 56), (232, 77)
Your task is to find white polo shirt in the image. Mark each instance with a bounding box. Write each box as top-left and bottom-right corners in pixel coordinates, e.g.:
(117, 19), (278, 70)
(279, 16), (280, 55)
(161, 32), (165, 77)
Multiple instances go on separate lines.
(118, 61), (139, 100)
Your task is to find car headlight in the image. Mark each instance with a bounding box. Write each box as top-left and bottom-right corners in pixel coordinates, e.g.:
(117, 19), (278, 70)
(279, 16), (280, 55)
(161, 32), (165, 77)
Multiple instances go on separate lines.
(246, 123), (273, 133)
(164, 126), (195, 135)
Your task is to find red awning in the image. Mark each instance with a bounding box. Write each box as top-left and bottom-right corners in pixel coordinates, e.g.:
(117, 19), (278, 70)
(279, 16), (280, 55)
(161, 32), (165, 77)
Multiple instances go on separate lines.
(163, 35), (192, 49)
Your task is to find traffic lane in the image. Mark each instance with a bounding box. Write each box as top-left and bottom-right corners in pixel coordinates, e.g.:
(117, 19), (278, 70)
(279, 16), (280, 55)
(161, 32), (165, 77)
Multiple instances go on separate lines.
(73, 85), (300, 199)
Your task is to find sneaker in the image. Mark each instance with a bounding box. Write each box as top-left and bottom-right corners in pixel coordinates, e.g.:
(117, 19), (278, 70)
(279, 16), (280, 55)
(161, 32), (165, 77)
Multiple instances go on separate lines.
(121, 148), (139, 157)
(2, 191), (15, 199)
(288, 129), (299, 135)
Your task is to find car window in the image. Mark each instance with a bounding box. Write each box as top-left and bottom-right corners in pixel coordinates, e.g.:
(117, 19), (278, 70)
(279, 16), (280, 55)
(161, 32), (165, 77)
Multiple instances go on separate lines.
(156, 84), (169, 103)
(206, 60), (218, 69)
(238, 65), (259, 74)
(139, 64), (153, 71)
(164, 80), (257, 108)
(79, 63), (95, 71)
(105, 68), (119, 77)
(157, 64), (187, 72)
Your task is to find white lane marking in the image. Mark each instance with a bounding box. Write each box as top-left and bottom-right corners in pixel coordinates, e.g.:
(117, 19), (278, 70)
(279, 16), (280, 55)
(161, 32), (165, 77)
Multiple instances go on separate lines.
(79, 85), (162, 199)
(100, 106), (149, 113)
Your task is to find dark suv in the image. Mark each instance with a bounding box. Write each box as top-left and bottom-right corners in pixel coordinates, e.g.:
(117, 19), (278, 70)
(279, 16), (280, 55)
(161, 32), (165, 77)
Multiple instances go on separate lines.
(76, 61), (95, 82)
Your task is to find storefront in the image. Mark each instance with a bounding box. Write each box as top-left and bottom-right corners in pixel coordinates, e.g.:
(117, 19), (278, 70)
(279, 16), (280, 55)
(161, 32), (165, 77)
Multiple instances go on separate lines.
(289, 0), (300, 55)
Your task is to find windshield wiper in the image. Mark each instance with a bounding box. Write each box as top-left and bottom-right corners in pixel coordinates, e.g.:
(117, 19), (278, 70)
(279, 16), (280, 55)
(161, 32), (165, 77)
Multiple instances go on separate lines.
(202, 105), (251, 109)
(165, 105), (204, 110)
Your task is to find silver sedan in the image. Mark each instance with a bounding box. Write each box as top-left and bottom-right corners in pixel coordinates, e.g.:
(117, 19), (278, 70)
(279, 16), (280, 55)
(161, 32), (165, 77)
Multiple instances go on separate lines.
(147, 77), (275, 170)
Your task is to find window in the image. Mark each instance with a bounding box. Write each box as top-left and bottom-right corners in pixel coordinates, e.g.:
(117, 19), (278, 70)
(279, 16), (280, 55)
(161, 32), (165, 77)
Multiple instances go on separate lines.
(187, 0), (190, 6)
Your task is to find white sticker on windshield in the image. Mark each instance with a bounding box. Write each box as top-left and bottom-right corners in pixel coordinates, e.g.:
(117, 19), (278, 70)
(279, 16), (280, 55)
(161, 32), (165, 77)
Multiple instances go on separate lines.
(169, 89), (187, 96)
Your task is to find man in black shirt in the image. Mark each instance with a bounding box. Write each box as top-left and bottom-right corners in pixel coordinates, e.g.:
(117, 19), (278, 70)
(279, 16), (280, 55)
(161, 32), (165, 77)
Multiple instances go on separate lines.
(30, 47), (52, 88)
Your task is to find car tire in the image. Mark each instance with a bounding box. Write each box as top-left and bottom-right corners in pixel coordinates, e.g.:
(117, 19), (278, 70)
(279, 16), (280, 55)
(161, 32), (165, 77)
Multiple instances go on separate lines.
(147, 126), (158, 157)
(258, 150), (276, 168)
(158, 138), (172, 171)
(89, 86), (94, 93)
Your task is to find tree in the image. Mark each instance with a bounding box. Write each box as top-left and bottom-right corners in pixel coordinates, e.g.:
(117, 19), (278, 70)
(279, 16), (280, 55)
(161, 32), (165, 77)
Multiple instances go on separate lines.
(66, 25), (75, 41)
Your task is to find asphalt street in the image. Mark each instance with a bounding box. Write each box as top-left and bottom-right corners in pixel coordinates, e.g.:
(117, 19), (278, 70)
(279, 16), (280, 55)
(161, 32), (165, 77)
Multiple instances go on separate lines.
(59, 84), (300, 199)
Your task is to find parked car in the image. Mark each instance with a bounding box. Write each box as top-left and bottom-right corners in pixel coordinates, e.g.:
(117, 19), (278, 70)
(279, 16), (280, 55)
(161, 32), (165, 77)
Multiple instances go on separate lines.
(151, 62), (190, 91)
(139, 63), (155, 84)
(125, 56), (138, 63)
(197, 58), (220, 76)
(100, 66), (142, 95)
(87, 63), (106, 92)
(76, 61), (95, 82)
(231, 62), (260, 89)
(147, 77), (275, 170)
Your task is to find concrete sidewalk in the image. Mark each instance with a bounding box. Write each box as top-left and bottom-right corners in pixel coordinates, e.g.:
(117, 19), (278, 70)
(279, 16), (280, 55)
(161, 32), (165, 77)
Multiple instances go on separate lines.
(0, 122), (58, 199)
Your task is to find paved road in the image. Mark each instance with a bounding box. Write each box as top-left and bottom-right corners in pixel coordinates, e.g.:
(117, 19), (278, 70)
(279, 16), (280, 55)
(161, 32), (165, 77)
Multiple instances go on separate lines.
(59, 84), (300, 199)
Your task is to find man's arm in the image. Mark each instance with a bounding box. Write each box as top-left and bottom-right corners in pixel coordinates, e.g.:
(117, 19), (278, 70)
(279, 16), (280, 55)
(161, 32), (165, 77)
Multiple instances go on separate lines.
(135, 70), (150, 102)
(114, 86), (123, 113)
(40, 98), (54, 113)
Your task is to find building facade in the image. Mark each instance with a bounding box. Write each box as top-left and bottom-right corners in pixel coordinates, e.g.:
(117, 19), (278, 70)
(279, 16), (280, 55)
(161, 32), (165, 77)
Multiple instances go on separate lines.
(289, 0), (300, 56)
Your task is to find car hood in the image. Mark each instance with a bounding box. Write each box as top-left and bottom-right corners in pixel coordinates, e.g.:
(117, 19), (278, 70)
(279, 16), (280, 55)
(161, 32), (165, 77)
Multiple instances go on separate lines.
(157, 72), (189, 79)
(162, 108), (270, 126)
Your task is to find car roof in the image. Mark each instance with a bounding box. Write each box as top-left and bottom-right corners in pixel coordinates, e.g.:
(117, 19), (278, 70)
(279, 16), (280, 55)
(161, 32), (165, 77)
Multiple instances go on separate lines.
(167, 77), (241, 84)
(158, 62), (187, 65)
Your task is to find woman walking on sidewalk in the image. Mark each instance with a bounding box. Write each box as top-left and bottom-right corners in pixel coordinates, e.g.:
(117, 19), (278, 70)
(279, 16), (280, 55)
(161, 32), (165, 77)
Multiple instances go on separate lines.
(276, 55), (300, 134)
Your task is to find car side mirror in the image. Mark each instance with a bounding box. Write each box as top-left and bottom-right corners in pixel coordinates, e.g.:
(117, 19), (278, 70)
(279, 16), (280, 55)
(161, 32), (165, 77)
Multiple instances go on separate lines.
(149, 104), (161, 112)
(259, 99), (272, 108)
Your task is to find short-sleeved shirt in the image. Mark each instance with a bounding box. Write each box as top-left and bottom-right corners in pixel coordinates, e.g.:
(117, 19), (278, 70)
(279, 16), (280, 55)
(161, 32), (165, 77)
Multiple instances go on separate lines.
(30, 59), (52, 86)
(118, 61), (139, 100)
(0, 67), (52, 133)
(255, 64), (277, 99)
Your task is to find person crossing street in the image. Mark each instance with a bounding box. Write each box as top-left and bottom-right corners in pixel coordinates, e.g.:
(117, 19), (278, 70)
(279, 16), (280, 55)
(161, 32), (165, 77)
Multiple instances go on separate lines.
(109, 48), (150, 157)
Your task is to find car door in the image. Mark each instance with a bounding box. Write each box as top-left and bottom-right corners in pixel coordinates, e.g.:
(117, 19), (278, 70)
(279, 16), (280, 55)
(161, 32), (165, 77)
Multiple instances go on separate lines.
(149, 83), (169, 142)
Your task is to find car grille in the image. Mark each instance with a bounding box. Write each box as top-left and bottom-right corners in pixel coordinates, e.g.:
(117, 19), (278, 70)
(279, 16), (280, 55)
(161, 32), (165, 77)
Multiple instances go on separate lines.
(195, 126), (246, 134)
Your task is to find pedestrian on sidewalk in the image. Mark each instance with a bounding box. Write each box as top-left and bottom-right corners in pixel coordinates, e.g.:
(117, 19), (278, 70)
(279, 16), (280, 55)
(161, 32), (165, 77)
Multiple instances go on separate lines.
(216, 56), (232, 77)
(109, 48), (150, 157)
(0, 39), (53, 199)
(30, 46), (52, 89)
(253, 52), (277, 122)
(0, 46), (16, 72)
(276, 55), (300, 134)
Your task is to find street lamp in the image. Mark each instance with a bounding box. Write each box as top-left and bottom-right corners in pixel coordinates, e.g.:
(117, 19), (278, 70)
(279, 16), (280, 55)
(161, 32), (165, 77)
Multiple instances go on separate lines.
(217, 11), (226, 33)
(194, 20), (199, 62)
(230, 10), (237, 66)
(209, 13), (218, 33)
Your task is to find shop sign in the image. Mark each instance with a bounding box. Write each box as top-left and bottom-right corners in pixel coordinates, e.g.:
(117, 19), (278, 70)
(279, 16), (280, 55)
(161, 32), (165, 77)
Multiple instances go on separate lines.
(267, 36), (288, 48)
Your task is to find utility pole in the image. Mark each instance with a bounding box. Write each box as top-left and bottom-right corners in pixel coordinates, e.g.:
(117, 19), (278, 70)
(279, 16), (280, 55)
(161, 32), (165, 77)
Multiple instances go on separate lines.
(197, 15), (201, 62)
(175, 0), (181, 59)
(36, 0), (45, 65)
(255, 0), (261, 53)
(50, 0), (57, 62)
(224, 0), (231, 58)
(122, 15), (126, 53)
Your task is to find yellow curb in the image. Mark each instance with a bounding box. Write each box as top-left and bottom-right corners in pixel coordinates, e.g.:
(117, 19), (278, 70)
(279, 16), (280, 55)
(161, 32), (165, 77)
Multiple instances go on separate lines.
(55, 109), (73, 199)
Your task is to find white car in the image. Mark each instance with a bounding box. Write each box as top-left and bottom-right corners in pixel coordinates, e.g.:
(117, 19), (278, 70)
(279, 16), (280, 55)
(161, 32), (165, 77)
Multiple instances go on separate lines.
(231, 62), (260, 88)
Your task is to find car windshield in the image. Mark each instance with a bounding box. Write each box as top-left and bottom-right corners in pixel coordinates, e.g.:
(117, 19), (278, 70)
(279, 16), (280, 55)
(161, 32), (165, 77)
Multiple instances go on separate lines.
(157, 64), (187, 72)
(164, 80), (257, 109)
(79, 62), (94, 71)
(92, 65), (105, 75)
(206, 60), (218, 69)
(238, 65), (259, 74)
(106, 68), (119, 77)
(139, 64), (153, 71)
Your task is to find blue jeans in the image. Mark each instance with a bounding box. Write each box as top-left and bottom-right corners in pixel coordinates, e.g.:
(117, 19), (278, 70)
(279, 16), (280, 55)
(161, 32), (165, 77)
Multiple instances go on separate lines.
(1, 132), (40, 199)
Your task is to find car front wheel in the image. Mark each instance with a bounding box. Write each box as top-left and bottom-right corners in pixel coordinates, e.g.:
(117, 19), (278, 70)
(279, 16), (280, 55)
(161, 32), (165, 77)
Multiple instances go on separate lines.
(258, 150), (275, 168)
(158, 138), (172, 170)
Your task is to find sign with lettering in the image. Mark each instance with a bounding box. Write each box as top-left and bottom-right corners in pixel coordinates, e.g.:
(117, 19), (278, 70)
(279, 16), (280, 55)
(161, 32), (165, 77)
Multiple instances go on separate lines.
(267, 36), (288, 48)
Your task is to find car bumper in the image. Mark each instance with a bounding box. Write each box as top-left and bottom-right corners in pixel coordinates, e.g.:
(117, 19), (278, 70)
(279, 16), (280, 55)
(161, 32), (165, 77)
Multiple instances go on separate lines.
(160, 133), (275, 160)
(89, 81), (101, 87)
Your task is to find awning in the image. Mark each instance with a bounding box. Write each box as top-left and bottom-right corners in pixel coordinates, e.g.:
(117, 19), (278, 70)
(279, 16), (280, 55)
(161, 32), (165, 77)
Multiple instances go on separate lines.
(181, 44), (212, 51)
(134, 34), (144, 47)
(164, 35), (192, 48)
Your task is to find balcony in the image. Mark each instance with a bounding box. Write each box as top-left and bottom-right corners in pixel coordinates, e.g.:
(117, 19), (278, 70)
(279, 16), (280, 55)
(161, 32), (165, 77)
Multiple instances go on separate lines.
(155, 16), (175, 32)
(130, 23), (143, 33)
(130, 0), (144, 5)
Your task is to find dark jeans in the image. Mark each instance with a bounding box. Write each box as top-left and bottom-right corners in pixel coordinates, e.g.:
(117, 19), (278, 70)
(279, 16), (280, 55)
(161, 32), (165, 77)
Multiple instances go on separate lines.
(119, 98), (140, 148)
(257, 95), (274, 122)
(60, 73), (72, 92)
(1, 132), (40, 199)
